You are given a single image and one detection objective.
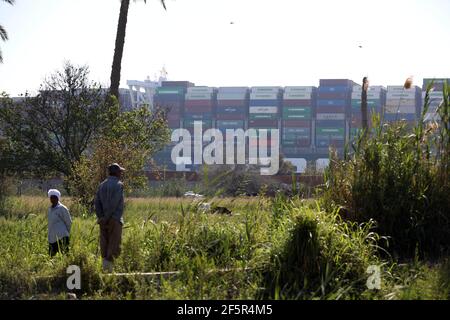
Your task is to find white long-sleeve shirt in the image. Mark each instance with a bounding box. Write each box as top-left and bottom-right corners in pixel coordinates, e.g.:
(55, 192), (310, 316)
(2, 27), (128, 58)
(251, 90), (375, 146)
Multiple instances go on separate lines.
(47, 202), (72, 243)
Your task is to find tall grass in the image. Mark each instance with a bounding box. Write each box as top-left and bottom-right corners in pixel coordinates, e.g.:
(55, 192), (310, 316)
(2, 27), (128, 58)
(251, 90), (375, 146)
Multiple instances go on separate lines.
(323, 81), (450, 259)
(261, 198), (380, 299)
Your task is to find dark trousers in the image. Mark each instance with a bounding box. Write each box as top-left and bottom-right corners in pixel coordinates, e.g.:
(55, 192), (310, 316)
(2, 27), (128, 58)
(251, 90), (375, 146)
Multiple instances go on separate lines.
(99, 218), (122, 262)
(49, 237), (70, 257)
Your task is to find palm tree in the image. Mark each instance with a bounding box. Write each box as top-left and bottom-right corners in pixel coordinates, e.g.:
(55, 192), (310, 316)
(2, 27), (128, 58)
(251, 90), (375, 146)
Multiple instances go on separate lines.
(361, 77), (369, 136)
(0, 0), (15, 63)
(110, 0), (166, 100)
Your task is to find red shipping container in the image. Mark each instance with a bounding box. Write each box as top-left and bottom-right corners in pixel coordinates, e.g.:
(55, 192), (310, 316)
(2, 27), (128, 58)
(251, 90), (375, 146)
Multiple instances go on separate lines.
(316, 106), (346, 113)
(283, 100), (312, 107)
(282, 120), (311, 127)
(217, 100), (248, 107)
(216, 113), (247, 120)
(184, 105), (213, 113)
(185, 100), (215, 107)
(248, 120), (279, 128)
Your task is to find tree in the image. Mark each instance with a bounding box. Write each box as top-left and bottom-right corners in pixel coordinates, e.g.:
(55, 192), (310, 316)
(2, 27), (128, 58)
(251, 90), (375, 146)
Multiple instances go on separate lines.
(110, 0), (166, 100)
(0, 62), (171, 198)
(0, 0), (15, 63)
(67, 106), (170, 206)
(0, 63), (114, 179)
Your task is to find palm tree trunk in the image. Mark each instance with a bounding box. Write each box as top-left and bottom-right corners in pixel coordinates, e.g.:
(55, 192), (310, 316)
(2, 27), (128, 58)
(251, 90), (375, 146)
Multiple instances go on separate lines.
(361, 77), (369, 137)
(110, 0), (131, 100)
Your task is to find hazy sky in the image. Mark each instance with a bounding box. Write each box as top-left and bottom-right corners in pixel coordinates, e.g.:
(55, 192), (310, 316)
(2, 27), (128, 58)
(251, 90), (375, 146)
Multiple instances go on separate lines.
(0, 0), (449, 95)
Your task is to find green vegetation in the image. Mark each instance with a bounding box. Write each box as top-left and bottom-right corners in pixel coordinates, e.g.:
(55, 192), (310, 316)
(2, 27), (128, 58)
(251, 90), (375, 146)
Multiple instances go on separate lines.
(323, 82), (450, 259)
(0, 195), (448, 300)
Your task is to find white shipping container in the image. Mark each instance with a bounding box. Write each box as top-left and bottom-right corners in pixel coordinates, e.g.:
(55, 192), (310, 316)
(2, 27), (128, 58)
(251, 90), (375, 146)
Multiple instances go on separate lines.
(386, 92), (417, 99)
(353, 86), (385, 92)
(249, 107), (278, 114)
(421, 91), (444, 99)
(316, 113), (346, 121)
(217, 93), (247, 100)
(250, 93), (279, 100)
(385, 106), (416, 114)
(351, 93), (382, 99)
(284, 86), (315, 93)
(387, 86), (418, 92)
(218, 87), (249, 93)
(251, 87), (281, 94)
(385, 99), (416, 107)
(187, 87), (215, 94)
(284, 93), (313, 100)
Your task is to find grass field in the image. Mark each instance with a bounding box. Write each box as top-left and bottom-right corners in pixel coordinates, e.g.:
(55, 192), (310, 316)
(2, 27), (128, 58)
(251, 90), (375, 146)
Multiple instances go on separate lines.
(0, 195), (448, 300)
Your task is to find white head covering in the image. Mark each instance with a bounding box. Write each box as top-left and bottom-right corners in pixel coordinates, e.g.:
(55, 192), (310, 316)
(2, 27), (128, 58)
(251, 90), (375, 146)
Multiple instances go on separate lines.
(48, 189), (61, 200)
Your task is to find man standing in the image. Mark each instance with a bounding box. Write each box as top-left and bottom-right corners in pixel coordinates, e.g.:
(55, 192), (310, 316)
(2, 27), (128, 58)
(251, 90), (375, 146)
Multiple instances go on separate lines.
(94, 163), (125, 273)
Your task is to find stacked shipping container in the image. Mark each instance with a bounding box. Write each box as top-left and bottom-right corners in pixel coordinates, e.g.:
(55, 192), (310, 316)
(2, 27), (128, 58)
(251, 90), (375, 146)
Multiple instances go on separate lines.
(350, 85), (386, 140)
(216, 87), (249, 133)
(281, 86), (316, 157)
(422, 79), (449, 123)
(184, 86), (216, 132)
(248, 87), (282, 149)
(384, 85), (421, 124)
(152, 81), (194, 170)
(315, 79), (354, 150)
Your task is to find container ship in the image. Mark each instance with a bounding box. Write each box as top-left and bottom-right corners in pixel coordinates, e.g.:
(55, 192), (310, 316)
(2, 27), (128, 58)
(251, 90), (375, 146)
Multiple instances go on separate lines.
(126, 77), (449, 174)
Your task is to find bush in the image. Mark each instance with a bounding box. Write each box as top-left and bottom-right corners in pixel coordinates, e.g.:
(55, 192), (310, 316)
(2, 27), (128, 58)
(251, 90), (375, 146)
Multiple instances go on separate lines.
(323, 83), (450, 259)
(261, 200), (380, 299)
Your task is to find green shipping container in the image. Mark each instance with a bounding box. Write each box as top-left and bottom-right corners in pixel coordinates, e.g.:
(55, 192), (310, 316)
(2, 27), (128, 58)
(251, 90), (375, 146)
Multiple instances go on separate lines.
(282, 107), (311, 120)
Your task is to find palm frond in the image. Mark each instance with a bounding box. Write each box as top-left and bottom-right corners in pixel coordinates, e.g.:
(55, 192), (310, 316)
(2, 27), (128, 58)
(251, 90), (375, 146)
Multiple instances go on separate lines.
(0, 25), (8, 41)
(2, 0), (15, 5)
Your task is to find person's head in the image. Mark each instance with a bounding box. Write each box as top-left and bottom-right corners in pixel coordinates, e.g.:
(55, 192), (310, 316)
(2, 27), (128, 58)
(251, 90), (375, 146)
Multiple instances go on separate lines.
(47, 189), (61, 207)
(108, 163), (125, 178)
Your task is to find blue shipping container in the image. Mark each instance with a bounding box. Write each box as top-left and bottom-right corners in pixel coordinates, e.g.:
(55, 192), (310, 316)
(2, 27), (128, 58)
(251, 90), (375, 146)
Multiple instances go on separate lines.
(318, 86), (351, 93)
(317, 99), (348, 107)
